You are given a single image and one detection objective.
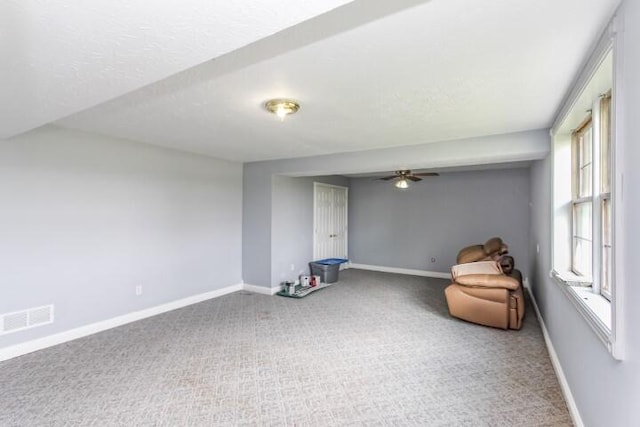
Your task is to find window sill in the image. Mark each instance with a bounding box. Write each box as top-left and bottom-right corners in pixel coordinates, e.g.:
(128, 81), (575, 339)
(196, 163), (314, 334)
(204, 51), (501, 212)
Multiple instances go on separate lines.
(569, 286), (611, 330)
(551, 270), (616, 358)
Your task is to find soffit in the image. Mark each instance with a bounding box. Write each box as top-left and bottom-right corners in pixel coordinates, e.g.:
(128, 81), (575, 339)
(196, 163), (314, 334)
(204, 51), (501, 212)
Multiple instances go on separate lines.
(0, 0), (354, 138)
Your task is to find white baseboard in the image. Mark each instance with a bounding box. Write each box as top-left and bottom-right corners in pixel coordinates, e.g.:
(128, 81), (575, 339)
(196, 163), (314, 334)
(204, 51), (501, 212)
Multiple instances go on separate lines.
(348, 263), (450, 279)
(0, 283), (243, 362)
(524, 280), (584, 427)
(242, 283), (283, 296)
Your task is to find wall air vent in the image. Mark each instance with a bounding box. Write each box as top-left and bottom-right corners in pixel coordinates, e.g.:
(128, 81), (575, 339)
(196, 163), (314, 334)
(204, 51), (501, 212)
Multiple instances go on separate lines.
(1, 305), (54, 335)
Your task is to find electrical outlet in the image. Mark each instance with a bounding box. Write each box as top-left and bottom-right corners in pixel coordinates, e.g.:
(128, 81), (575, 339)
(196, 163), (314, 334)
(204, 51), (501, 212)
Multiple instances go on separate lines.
(290, 264), (295, 271)
(135, 285), (142, 296)
(430, 257), (436, 263)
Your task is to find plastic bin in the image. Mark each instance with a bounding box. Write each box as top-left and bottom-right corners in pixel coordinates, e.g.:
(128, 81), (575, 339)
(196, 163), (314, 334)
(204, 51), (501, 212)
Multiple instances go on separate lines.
(309, 258), (348, 284)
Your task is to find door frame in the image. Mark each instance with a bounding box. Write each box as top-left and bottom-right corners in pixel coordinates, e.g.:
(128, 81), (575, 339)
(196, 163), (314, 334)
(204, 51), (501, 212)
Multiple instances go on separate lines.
(313, 182), (349, 261)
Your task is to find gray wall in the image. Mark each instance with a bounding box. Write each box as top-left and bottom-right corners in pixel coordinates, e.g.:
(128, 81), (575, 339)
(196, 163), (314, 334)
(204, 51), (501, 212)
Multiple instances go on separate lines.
(243, 129), (548, 288)
(349, 168), (530, 276)
(271, 175), (349, 286)
(242, 165), (272, 287)
(243, 170), (348, 288)
(529, 1), (640, 424)
(0, 126), (243, 348)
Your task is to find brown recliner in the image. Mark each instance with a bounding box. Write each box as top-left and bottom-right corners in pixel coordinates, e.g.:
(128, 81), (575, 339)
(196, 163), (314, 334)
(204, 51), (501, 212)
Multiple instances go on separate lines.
(444, 238), (525, 330)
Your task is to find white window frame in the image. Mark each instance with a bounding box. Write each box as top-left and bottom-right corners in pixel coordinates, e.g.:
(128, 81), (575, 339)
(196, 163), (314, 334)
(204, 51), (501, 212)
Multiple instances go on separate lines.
(598, 93), (613, 301)
(550, 17), (625, 360)
(571, 118), (594, 280)
(570, 92), (612, 301)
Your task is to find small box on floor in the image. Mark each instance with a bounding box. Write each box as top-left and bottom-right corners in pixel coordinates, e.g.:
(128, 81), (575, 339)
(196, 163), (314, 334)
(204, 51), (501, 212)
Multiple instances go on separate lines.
(299, 275), (311, 286)
(309, 258), (348, 283)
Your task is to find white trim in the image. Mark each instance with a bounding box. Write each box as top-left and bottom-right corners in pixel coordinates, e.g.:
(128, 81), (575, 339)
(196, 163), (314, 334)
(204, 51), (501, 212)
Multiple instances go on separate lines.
(610, 10), (625, 361)
(524, 280), (584, 427)
(348, 263), (450, 279)
(0, 283), (243, 362)
(549, 13), (624, 360)
(570, 286), (611, 330)
(550, 272), (613, 352)
(242, 283), (283, 296)
(551, 18), (616, 133)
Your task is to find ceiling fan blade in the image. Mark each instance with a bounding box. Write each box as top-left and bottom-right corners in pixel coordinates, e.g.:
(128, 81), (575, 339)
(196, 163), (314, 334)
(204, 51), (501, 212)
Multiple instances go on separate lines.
(406, 176), (422, 182)
(378, 175), (398, 181)
(412, 172), (440, 177)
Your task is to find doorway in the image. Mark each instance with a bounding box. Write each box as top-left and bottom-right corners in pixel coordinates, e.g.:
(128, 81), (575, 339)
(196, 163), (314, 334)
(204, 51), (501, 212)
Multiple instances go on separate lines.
(313, 182), (348, 261)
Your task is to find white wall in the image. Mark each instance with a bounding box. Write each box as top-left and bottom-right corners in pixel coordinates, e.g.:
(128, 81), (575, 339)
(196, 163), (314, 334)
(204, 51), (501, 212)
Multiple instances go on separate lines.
(530, 1), (640, 424)
(349, 168), (530, 276)
(0, 126), (243, 348)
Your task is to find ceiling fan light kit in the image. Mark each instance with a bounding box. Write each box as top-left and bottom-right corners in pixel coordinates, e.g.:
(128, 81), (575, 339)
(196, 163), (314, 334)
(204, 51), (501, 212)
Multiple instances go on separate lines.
(395, 178), (410, 189)
(379, 169), (439, 189)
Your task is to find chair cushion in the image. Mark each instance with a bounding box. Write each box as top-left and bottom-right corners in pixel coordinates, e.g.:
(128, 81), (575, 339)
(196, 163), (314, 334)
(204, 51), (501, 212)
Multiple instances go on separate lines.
(483, 237), (503, 253)
(484, 237), (508, 257)
(456, 245), (489, 264)
(445, 284), (510, 329)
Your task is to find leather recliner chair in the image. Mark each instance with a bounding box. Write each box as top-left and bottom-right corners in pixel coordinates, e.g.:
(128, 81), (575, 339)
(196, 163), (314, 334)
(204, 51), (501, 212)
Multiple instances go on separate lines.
(444, 237), (525, 330)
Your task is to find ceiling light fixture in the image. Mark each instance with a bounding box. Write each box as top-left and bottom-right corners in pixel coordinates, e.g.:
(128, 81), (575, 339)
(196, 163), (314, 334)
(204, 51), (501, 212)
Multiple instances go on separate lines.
(264, 99), (300, 121)
(395, 178), (409, 189)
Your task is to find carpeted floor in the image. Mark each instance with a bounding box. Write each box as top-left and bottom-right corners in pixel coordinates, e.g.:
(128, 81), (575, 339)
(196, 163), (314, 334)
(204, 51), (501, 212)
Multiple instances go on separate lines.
(0, 269), (572, 426)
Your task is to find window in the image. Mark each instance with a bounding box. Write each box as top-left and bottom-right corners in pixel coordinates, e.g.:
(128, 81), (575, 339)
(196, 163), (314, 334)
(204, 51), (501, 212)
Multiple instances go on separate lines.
(572, 118), (593, 278)
(600, 93), (612, 300)
(570, 92), (612, 300)
(551, 44), (623, 359)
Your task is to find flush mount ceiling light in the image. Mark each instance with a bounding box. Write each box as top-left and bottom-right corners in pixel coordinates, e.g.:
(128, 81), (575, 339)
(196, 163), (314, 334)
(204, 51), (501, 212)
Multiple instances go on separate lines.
(264, 99), (300, 121)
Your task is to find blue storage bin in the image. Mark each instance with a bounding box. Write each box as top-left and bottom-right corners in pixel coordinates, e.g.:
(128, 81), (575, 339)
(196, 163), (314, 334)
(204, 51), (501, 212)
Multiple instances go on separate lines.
(309, 258), (348, 283)
(314, 258), (348, 265)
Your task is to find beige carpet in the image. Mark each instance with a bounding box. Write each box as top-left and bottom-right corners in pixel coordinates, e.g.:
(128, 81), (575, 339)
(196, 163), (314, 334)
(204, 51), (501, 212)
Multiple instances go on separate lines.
(0, 269), (572, 426)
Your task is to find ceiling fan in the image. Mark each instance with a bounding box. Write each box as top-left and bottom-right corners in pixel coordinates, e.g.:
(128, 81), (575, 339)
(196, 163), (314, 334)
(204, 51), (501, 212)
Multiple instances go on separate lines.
(378, 169), (439, 189)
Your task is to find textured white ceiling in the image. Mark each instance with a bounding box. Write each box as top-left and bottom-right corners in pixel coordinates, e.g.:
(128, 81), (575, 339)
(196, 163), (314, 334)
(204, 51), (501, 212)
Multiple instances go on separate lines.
(6, 0), (620, 163)
(0, 0), (354, 139)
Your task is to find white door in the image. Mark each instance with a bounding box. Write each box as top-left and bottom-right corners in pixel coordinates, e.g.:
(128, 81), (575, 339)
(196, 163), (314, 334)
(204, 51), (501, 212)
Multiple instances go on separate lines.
(313, 183), (348, 261)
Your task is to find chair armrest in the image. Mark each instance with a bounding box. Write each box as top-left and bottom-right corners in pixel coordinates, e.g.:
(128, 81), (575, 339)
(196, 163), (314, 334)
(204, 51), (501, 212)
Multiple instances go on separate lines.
(455, 274), (520, 290)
